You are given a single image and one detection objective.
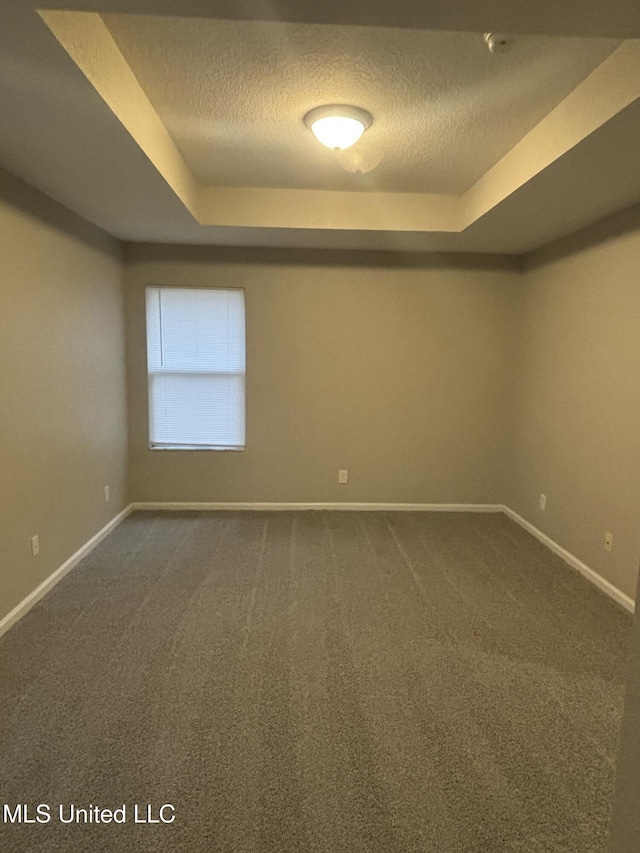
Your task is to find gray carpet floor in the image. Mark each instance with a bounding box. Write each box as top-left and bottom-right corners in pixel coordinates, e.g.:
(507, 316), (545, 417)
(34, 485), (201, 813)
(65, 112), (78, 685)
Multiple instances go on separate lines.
(0, 511), (631, 852)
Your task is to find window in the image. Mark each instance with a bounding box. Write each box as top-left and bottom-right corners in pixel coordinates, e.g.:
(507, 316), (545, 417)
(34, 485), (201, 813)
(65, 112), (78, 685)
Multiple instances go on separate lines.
(145, 286), (245, 450)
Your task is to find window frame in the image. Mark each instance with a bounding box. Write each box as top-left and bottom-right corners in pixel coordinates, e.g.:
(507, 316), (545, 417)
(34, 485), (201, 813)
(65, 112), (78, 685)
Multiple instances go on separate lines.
(145, 284), (246, 452)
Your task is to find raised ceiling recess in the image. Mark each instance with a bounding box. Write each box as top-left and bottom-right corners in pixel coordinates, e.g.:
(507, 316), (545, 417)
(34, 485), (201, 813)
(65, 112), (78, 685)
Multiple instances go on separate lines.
(0, 0), (639, 252)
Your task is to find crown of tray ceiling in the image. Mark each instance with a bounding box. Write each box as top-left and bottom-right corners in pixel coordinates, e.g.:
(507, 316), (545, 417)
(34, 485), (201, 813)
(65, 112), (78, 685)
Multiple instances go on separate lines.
(1, 0), (639, 253)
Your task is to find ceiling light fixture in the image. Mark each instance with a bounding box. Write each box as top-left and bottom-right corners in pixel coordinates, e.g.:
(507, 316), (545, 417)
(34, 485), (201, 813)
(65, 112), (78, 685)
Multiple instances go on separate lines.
(304, 105), (372, 150)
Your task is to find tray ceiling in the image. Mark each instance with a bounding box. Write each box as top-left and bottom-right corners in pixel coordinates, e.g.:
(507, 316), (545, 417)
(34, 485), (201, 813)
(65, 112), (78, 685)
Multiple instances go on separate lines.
(0, 0), (639, 253)
(103, 16), (618, 195)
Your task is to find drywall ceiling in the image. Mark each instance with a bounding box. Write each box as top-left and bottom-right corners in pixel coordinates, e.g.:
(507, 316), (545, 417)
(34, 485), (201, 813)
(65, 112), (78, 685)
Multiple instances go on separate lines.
(102, 16), (618, 195)
(1, 0), (640, 253)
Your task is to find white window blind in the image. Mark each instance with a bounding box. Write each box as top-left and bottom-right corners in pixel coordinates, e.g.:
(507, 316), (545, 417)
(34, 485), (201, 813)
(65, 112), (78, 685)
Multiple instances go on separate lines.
(146, 286), (246, 450)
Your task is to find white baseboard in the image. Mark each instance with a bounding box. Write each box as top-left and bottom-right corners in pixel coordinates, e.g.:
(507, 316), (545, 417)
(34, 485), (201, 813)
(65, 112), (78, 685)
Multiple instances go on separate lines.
(130, 501), (504, 513)
(130, 502), (633, 610)
(502, 506), (635, 613)
(3, 501), (631, 640)
(0, 504), (133, 639)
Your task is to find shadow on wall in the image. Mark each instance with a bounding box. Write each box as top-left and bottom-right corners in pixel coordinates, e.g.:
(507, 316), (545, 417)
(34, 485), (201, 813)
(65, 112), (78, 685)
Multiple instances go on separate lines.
(122, 241), (522, 272)
(0, 167), (117, 257)
(525, 202), (640, 271)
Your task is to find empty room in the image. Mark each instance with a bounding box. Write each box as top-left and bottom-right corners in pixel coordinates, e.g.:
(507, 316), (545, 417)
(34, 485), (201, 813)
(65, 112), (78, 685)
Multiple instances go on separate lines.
(3, 1), (640, 851)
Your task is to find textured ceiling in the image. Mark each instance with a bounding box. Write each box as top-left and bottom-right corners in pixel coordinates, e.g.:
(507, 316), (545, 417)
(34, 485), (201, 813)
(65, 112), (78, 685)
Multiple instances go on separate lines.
(103, 15), (619, 194)
(2, 0), (640, 254)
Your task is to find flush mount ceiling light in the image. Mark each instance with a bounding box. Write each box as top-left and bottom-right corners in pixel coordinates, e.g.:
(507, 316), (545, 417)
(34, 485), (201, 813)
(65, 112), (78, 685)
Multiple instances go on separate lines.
(304, 105), (373, 150)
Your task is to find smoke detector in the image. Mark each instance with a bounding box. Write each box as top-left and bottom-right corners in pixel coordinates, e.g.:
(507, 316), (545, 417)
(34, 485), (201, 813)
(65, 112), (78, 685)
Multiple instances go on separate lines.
(484, 32), (513, 54)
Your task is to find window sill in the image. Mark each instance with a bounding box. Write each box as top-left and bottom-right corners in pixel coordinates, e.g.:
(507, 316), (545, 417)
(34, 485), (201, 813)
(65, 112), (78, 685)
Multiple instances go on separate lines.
(149, 444), (246, 451)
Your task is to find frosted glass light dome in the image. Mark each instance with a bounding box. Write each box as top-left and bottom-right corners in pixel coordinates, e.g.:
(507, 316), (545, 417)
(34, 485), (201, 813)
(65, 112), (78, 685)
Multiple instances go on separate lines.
(304, 105), (372, 150)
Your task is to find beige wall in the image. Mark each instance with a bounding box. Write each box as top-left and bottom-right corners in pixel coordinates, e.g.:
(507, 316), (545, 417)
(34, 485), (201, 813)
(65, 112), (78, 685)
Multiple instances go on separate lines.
(0, 169), (128, 624)
(507, 207), (640, 601)
(5, 159), (638, 622)
(124, 245), (518, 506)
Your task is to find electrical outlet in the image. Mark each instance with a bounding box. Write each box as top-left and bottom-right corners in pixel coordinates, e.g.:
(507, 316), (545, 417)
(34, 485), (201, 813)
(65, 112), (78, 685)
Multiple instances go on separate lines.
(605, 532), (613, 552)
(539, 493), (546, 511)
(31, 534), (39, 557)
(104, 485), (110, 503)
(338, 469), (348, 484)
